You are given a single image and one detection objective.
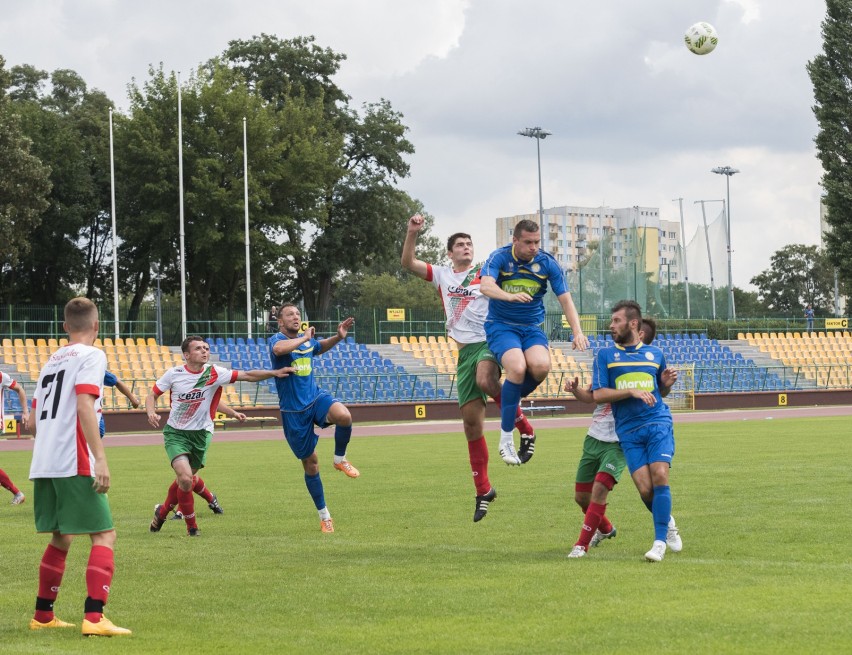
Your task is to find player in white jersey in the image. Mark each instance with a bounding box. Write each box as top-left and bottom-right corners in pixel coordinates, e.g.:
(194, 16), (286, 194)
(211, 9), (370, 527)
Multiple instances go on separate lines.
(145, 335), (292, 536)
(402, 213), (536, 522)
(565, 318), (682, 558)
(1, 370), (29, 505)
(28, 298), (130, 636)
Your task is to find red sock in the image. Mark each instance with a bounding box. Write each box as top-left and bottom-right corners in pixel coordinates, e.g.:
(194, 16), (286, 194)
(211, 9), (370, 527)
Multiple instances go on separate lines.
(514, 407), (534, 436)
(84, 545), (115, 623)
(159, 481), (179, 518)
(576, 502), (607, 551)
(34, 544), (68, 623)
(192, 475), (214, 503)
(177, 487), (197, 531)
(0, 468), (20, 494)
(599, 515), (614, 534)
(467, 437), (491, 496)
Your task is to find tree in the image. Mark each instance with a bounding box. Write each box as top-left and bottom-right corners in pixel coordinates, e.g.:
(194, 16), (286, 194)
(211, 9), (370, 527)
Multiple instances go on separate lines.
(4, 64), (115, 303)
(222, 35), (423, 314)
(750, 244), (835, 314)
(0, 56), (51, 301)
(808, 0), (852, 287)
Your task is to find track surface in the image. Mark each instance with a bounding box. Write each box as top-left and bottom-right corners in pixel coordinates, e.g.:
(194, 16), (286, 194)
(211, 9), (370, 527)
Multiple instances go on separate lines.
(2, 404), (849, 452)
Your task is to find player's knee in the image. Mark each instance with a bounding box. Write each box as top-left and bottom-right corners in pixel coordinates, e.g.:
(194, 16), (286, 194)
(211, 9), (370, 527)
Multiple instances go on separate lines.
(594, 472), (616, 491)
(528, 361), (551, 381)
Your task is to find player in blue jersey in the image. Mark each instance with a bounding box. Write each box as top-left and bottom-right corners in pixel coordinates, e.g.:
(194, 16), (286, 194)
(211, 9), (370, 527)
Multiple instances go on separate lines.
(591, 300), (681, 562)
(270, 303), (359, 533)
(99, 371), (140, 438)
(480, 219), (589, 465)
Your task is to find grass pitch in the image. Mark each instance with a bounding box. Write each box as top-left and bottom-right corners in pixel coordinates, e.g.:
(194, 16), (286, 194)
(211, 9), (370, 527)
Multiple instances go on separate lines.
(0, 415), (849, 654)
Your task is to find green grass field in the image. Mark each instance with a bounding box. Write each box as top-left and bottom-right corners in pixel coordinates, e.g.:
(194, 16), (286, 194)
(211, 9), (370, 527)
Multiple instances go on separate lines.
(0, 415), (849, 654)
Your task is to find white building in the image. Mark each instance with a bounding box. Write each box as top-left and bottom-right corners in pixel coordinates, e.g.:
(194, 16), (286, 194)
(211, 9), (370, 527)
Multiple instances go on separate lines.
(495, 205), (682, 284)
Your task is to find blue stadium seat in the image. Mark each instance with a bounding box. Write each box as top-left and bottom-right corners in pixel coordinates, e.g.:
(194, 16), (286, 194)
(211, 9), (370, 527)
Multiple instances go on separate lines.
(215, 337), (225, 346)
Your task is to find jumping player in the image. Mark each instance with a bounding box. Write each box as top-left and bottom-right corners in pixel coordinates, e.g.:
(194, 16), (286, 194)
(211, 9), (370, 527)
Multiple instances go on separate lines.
(401, 213), (536, 521)
(480, 219), (588, 465)
(270, 304), (359, 533)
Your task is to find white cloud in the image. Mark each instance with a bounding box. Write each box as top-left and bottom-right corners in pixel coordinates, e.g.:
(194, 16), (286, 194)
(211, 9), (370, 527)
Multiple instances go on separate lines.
(0, 0), (829, 288)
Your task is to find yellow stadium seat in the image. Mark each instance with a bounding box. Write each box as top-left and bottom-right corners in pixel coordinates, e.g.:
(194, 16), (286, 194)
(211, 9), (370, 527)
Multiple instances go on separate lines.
(59, 338), (68, 346)
(428, 336), (437, 344)
(418, 336), (428, 344)
(147, 338), (158, 347)
(389, 336), (399, 345)
(437, 336), (447, 344)
(737, 333), (745, 340)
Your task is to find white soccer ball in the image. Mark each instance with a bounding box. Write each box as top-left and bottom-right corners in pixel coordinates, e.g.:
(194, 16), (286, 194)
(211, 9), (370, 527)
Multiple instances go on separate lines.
(684, 22), (718, 56)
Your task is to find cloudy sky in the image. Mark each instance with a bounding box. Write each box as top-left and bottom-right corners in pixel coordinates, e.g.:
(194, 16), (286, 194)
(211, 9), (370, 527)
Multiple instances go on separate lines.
(0, 0), (828, 288)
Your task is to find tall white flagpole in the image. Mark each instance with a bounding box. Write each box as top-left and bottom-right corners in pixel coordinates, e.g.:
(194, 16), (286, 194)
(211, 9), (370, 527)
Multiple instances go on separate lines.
(177, 72), (187, 341)
(243, 117), (252, 338)
(109, 109), (120, 339)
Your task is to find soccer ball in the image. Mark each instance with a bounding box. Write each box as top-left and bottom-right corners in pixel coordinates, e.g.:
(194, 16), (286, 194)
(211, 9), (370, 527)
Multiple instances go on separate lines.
(684, 22), (718, 55)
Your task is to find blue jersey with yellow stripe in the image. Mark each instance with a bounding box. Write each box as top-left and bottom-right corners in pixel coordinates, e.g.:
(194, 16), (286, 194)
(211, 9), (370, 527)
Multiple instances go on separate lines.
(592, 343), (672, 435)
(269, 332), (322, 412)
(481, 244), (568, 325)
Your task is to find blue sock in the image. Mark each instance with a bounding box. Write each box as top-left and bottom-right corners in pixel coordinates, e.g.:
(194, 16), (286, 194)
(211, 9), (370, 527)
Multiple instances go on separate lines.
(652, 485), (672, 542)
(500, 380), (522, 432)
(519, 373), (540, 398)
(304, 472), (326, 510)
(334, 425), (352, 458)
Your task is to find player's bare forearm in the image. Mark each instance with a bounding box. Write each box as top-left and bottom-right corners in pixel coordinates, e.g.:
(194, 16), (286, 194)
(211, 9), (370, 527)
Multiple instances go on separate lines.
(592, 387), (635, 404)
(566, 378), (595, 404)
(557, 292), (588, 350)
(401, 215), (429, 279)
(272, 331), (314, 356)
(237, 367), (293, 382)
(145, 392), (161, 427)
(115, 380), (140, 407)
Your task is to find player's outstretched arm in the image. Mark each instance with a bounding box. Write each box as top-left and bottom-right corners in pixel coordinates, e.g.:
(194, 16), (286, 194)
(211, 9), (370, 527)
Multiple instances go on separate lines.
(594, 387), (656, 406)
(401, 214), (430, 279)
(114, 378), (140, 408)
(235, 367), (294, 382)
(218, 401), (246, 422)
(271, 328), (315, 356)
(556, 291), (588, 351)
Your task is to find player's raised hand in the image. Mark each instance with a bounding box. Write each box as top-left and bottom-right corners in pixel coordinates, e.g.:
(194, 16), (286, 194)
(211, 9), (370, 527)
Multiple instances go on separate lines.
(337, 316), (355, 339)
(304, 326), (315, 340)
(564, 376), (580, 393)
(408, 213), (424, 232)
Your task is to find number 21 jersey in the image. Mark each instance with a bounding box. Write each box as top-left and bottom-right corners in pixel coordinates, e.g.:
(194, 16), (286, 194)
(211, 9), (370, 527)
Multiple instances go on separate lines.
(29, 343), (106, 479)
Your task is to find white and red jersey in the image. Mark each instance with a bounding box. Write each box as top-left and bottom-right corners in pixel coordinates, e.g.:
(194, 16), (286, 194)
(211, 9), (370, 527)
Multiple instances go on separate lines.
(588, 403), (618, 443)
(29, 344), (106, 479)
(1, 370), (20, 425)
(426, 262), (489, 344)
(153, 364), (238, 432)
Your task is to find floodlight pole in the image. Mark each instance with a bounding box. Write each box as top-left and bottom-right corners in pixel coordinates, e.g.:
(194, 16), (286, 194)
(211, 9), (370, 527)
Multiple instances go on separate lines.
(695, 199), (724, 320)
(517, 127), (551, 254)
(712, 166), (740, 320)
(672, 198), (690, 319)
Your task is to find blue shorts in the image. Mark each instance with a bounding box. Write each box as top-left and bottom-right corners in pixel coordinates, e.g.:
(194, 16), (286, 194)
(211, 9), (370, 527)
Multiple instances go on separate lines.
(280, 391), (337, 460)
(618, 422), (675, 474)
(484, 321), (548, 364)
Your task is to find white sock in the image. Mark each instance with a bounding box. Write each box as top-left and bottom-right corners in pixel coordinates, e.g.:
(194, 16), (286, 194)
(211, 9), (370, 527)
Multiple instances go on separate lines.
(318, 507), (331, 521)
(668, 515), (677, 529)
(333, 455), (346, 465)
(499, 430), (515, 445)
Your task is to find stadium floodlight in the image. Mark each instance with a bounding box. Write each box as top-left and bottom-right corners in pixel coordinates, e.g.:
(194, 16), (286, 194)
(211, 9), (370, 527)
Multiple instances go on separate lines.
(517, 127), (552, 255)
(711, 166), (740, 320)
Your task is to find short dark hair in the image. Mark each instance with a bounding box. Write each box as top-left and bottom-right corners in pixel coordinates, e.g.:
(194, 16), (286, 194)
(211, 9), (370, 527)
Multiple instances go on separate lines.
(611, 300), (642, 324)
(447, 233), (472, 252)
(640, 317), (657, 344)
(277, 303), (298, 318)
(181, 335), (206, 354)
(513, 219), (540, 239)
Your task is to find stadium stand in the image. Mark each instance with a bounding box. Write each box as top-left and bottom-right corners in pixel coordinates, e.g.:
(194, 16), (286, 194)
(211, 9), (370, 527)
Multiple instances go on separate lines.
(740, 331), (852, 389)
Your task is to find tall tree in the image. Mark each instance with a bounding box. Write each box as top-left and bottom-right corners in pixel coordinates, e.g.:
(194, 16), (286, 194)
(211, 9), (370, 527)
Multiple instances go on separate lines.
(750, 244), (836, 314)
(222, 35), (422, 314)
(0, 57), (51, 300)
(808, 0), (852, 287)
